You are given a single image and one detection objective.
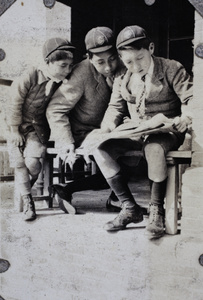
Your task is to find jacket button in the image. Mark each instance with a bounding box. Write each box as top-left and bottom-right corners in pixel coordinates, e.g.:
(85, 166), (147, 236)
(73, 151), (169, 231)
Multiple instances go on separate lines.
(63, 79), (68, 84)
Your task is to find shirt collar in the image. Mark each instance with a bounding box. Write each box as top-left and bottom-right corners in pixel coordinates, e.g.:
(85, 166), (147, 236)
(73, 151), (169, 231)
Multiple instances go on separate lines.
(37, 64), (61, 85)
(146, 56), (154, 79)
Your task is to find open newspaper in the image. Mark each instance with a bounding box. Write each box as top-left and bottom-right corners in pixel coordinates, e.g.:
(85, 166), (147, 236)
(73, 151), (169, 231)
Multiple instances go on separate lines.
(81, 113), (178, 159)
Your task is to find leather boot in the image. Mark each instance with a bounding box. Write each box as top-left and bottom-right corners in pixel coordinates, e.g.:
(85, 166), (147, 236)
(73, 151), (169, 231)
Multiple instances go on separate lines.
(22, 194), (36, 221)
(145, 203), (165, 239)
(49, 185), (76, 214)
(104, 202), (147, 231)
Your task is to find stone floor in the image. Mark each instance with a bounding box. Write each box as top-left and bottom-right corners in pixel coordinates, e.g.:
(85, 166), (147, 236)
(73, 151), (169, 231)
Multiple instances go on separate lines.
(0, 173), (203, 300)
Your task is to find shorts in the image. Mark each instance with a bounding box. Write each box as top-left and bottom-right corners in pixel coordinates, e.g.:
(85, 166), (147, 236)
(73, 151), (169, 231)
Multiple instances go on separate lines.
(97, 131), (185, 161)
(7, 131), (47, 168)
(143, 132), (185, 155)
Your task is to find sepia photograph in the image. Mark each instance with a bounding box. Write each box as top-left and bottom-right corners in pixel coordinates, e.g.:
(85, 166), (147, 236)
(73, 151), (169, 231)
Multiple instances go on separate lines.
(0, 0), (203, 299)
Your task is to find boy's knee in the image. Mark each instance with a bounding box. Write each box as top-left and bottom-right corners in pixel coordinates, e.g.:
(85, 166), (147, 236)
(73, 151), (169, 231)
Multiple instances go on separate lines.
(145, 143), (165, 160)
(25, 157), (42, 176)
(144, 143), (167, 182)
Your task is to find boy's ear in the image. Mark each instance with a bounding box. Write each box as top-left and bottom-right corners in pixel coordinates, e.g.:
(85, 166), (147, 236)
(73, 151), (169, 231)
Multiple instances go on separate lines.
(149, 42), (155, 55)
(86, 53), (91, 61)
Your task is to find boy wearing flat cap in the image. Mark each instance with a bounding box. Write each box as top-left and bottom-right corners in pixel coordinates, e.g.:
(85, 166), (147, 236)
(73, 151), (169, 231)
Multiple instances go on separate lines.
(7, 37), (75, 221)
(92, 25), (193, 239)
(47, 27), (124, 213)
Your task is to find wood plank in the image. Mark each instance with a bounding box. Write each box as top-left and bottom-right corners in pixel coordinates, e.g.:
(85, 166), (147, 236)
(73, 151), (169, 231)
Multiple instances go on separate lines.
(165, 164), (179, 234)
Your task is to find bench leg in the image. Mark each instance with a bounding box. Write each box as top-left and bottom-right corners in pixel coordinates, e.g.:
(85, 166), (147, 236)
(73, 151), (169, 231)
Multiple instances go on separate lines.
(165, 164), (178, 234)
(43, 155), (53, 208)
(35, 158), (44, 196)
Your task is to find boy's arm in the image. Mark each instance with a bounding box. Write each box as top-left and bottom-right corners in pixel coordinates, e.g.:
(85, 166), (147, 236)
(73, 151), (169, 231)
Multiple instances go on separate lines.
(173, 102), (193, 133)
(7, 71), (31, 127)
(46, 74), (84, 149)
(100, 75), (128, 132)
(170, 62), (193, 132)
(7, 70), (32, 145)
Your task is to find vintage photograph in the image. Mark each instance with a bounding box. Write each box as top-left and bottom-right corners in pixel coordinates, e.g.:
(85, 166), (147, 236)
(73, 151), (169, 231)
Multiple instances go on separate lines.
(0, 0), (203, 299)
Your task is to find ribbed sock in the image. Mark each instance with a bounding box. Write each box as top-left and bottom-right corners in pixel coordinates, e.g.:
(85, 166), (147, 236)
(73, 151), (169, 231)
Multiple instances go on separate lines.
(106, 172), (136, 207)
(150, 179), (167, 206)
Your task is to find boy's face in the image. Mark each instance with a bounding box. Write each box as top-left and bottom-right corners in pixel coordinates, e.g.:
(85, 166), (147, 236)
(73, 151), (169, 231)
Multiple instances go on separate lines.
(120, 43), (154, 77)
(90, 50), (119, 78)
(47, 58), (74, 80)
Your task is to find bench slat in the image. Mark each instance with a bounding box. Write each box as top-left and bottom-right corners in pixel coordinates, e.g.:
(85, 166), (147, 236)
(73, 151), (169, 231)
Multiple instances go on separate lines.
(47, 148), (192, 159)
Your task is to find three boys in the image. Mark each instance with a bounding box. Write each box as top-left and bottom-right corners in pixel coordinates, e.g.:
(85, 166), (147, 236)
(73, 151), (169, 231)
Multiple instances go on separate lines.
(8, 25), (193, 240)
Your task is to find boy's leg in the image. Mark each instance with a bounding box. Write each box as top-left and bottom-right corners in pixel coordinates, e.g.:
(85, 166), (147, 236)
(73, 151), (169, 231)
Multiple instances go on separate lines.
(7, 141), (36, 221)
(22, 131), (48, 220)
(15, 163), (36, 221)
(93, 138), (147, 231)
(51, 172), (108, 199)
(25, 132), (76, 215)
(50, 163), (121, 211)
(144, 133), (183, 239)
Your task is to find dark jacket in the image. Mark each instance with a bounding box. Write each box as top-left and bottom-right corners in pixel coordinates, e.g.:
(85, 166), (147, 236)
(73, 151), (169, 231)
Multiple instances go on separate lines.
(47, 58), (124, 148)
(7, 67), (53, 144)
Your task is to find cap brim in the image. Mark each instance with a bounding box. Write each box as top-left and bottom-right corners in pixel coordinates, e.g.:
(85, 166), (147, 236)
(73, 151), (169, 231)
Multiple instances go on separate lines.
(88, 44), (113, 53)
(45, 45), (76, 59)
(117, 36), (146, 49)
(58, 45), (76, 50)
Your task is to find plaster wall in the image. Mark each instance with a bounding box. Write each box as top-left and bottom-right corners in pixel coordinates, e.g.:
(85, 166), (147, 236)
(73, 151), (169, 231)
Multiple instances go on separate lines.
(181, 11), (203, 237)
(0, 0), (71, 139)
(191, 11), (203, 165)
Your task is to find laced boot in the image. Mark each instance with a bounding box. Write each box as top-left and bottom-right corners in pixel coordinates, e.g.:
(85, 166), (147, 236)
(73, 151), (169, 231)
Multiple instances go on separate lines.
(104, 202), (147, 231)
(145, 203), (165, 239)
(22, 194), (36, 221)
(49, 185), (76, 215)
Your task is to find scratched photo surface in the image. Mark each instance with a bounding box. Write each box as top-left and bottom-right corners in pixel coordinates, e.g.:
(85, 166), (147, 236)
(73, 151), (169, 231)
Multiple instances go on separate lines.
(0, 1), (203, 300)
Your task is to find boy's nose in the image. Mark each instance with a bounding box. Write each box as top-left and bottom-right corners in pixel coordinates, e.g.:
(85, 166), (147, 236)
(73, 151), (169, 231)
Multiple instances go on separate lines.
(66, 66), (72, 73)
(105, 63), (111, 72)
(132, 63), (140, 73)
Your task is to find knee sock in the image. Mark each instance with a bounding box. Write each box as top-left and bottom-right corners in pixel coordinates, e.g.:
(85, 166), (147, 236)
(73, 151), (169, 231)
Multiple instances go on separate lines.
(150, 179), (167, 206)
(15, 167), (31, 196)
(63, 173), (108, 194)
(106, 172), (136, 208)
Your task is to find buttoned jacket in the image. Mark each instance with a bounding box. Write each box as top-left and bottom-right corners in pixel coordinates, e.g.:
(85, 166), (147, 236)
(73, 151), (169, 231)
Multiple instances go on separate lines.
(101, 56), (193, 131)
(47, 58), (124, 147)
(7, 67), (51, 144)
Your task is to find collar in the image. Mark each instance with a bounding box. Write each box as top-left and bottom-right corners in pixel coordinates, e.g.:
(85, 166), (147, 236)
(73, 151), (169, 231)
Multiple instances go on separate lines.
(37, 64), (62, 85)
(152, 56), (165, 80)
(37, 64), (49, 85)
(146, 56), (154, 79)
(89, 59), (104, 83)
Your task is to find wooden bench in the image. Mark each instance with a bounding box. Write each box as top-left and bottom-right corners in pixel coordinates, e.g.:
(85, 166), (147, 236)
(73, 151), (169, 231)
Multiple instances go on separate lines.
(1, 78), (192, 234)
(123, 149), (192, 234)
(33, 143), (191, 235)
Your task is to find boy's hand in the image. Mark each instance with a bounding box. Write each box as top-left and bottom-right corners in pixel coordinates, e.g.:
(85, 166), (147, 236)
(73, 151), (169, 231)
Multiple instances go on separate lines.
(56, 143), (76, 170)
(173, 116), (189, 133)
(91, 128), (111, 135)
(9, 129), (24, 147)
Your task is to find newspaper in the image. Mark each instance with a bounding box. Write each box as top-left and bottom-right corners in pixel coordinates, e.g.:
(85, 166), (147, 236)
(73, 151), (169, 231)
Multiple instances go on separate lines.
(81, 113), (177, 159)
